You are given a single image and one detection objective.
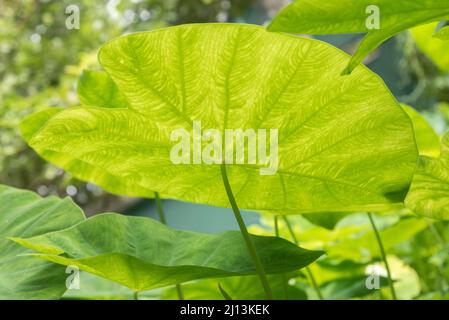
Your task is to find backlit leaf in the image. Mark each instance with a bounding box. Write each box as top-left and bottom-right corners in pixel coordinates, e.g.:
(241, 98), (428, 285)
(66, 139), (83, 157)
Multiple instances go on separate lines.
(22, 24), (418, 214)
(21, 108), (154, 198)
(78, 70), (130, 109)
(405, 132), (449, 220)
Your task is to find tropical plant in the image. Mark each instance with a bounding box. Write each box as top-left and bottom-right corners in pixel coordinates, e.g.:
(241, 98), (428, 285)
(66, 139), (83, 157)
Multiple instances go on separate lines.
(2, 0), (449, 301)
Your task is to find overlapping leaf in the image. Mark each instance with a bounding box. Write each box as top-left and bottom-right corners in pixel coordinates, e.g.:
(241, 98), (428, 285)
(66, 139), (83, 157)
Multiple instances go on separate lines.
(22, 24), (418, 214)
(0, 184), (85, 299)
(268, 0), (449, 74)
(405, 132), (449, 220)
(412, 22), (449, 72)
(12, 213), (324, 292)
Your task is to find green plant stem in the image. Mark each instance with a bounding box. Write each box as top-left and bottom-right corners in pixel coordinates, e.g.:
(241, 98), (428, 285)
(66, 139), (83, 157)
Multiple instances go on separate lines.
(220, 164), (274, 300)
(133, 291), (139, 300)
(367, 212), (397, 300)
(282, 216), (324, 300)
(154, 192), (184, 300)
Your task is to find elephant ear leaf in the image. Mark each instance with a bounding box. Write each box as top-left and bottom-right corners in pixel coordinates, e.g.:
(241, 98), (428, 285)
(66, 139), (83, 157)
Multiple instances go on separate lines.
(78, 69), (130, 108)
(406, 132), (449, 220)
(22, 24), (417, 214)
(12, 213), (324, 292)
(0, 184), (85, 299)
(20, 108), (154, 198)
(268, 0), (449, 74)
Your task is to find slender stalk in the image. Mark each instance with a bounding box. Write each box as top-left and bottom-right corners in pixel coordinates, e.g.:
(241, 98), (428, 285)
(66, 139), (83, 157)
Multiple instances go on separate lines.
(133, 291), (139, 300)
(154, 192), (184, 300)
(274, 216), (289, 300)
(282, 216), (324, 300)
(155, 192), (167, 225)
(176, 283), (185, 300)
(367, 212), (397, 300)
(220, 164), (274, 300)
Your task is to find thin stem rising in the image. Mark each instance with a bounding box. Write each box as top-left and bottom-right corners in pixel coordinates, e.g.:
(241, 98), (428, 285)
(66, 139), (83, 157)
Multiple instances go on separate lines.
(220, 164), (274, 300)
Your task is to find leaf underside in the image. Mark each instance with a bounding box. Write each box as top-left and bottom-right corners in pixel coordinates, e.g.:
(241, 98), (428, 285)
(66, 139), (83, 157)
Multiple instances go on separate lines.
(22, 24), (418, 214)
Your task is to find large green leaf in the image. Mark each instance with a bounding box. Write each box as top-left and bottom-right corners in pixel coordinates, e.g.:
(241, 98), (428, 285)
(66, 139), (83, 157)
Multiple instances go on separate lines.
(405, 132), (449, 219)
(22, 24), (418, 214)
(268, 0), (449, 74)
(21, 108), (154, 198)
(78, 70), (130, 109)
(0, 184), (85, 299)
(12, 213), (324, 292)
(412, 22), (449, 72)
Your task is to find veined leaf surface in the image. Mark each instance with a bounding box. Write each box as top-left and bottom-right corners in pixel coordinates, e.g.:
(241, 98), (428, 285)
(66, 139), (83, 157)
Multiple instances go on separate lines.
(12, 213), (323, 292)
(22, 24), (418, 214)
(0, 184), (85, 299)
(268, 0), (449, 74)
(78, 70), (130, 109)
(405, 132), (449, 220)
(21, 108), (154, 198)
